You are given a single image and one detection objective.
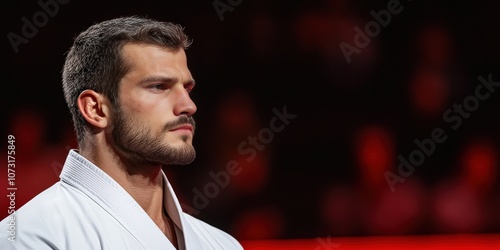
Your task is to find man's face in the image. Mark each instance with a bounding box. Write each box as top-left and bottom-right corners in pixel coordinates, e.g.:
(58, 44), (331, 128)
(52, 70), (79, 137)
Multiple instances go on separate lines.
(111, 43), (197, 166)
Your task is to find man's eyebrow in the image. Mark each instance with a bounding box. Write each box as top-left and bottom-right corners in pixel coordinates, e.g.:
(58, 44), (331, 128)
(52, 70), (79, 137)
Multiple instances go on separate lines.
(138, 75), (177, 85)
(138, 75), (196, 85)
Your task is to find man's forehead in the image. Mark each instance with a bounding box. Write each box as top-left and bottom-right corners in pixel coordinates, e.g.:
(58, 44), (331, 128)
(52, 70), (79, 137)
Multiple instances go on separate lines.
(121, 43), (190, 71)
(120, 42), (186, 61)
(119, 43), (194, 84)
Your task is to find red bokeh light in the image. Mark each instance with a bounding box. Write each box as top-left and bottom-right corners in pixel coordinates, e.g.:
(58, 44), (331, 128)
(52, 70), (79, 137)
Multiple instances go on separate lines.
(460, 139), (497, 192)
(354, 125), (395, 187)
(409, 69), (449, 117)
(232, 206), (285, 240)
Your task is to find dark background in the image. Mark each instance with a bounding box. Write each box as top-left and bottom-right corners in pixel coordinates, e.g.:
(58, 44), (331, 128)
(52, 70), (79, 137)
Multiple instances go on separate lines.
(1, 0), (500, 241)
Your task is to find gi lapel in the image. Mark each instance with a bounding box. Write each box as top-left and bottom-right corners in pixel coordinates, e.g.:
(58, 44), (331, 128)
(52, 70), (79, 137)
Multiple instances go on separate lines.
(61, 150), (176, 249)
(162, 173), (205, 250)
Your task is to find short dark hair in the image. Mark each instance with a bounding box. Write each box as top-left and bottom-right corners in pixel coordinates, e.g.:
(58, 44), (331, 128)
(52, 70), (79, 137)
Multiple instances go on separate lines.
(62, 16), (191, 147)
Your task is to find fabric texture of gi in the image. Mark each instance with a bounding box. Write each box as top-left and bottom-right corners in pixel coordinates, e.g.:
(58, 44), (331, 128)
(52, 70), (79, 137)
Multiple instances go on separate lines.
(0, 150), (243, 250)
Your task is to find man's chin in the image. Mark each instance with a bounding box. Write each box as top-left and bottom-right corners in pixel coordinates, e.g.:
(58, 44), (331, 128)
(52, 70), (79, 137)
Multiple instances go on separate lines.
(159, 156), (195, 166)
(159, 146), (196, 165)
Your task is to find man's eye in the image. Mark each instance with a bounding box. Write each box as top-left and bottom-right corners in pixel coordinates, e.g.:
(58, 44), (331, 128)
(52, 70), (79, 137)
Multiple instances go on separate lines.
(185, 83), (195, 93)
(150, 84), (166, 90)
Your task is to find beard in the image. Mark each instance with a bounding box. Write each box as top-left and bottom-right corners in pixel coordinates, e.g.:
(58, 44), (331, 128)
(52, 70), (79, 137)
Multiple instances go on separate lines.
(111, 107), (196, 166)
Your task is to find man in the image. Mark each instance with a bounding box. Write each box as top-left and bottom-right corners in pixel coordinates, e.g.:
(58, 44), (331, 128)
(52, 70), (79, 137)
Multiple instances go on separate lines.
(0, 16), (243, 249)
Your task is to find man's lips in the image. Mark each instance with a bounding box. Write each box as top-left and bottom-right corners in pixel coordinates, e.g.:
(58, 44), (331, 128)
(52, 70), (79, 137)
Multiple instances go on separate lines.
(169, 124), (194, 132)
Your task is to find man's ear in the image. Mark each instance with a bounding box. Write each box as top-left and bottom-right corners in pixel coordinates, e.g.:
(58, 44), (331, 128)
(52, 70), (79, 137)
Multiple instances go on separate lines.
(77, 90), (111, 129)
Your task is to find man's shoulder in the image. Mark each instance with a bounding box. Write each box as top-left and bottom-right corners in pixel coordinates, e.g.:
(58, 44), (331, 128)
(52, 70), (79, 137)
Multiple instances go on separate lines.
(1, 180), (105, 229)
(182, 213), (244, 249)
(2, 182), (64, 222)
(0, 180), (125, 249)
(0, 182), (68, 249)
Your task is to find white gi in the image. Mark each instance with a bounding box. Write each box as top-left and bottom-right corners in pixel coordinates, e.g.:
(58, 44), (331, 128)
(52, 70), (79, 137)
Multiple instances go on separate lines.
(0, 150), (243, 250)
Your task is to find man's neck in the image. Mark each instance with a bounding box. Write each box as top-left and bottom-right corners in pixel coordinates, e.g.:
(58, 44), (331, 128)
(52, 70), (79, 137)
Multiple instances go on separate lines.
(79, 144), (178, 247)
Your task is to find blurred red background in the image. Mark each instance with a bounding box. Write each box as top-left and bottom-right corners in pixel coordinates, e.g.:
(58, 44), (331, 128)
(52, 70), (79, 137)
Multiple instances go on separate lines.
(1, 0), (500, 247)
